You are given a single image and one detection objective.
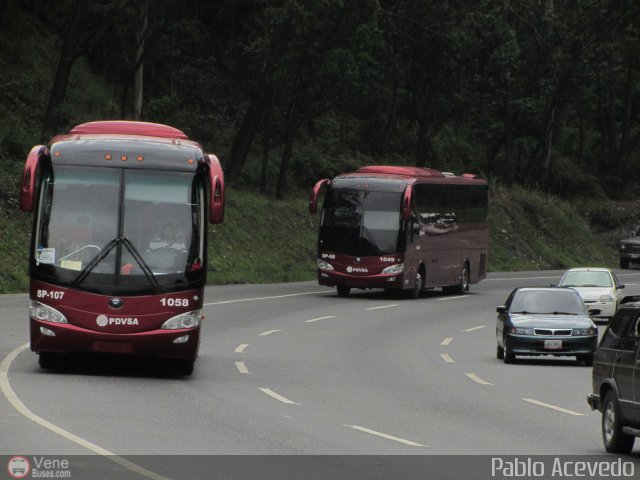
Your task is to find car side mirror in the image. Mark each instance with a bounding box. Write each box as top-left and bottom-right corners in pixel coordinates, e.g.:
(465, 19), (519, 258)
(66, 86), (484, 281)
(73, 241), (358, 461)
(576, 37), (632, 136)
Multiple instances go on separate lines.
(496, 306), (507, 314)
(549, 284), (557, 287)
(618, 284), (626, 289)
(589, 309), (601, 317)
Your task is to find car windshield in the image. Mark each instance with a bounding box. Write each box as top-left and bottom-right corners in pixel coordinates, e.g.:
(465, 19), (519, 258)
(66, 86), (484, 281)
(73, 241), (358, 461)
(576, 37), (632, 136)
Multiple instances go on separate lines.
(510, 290), (586, 315)
(559, 270), (613, 288)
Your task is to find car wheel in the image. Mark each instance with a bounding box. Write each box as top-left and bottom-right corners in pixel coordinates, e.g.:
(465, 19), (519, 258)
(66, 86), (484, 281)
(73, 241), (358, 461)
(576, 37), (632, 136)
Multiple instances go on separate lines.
(577, 354), (594, 366)
(409, 272), (423, 299)
(496, 344), (504, 360)
(602, 391), (635, 453)
(620, 258), (630, 269)
(337, 285), (351, 297)
(503, 339), (515, 364)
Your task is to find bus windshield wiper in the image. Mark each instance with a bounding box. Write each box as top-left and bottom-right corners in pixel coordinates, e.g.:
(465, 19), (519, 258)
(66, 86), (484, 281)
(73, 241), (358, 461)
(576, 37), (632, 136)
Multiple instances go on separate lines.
(121, 237), (161, 293)
(71, 237), (119, 289)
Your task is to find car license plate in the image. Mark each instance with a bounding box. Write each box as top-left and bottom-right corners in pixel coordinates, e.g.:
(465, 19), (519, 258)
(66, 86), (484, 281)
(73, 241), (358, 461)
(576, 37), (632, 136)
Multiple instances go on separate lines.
(544, 340), (562, 350)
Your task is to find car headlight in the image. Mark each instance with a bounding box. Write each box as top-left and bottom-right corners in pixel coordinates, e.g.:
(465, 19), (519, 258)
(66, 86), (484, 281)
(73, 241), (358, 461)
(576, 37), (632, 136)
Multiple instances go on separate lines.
(599, 295), (614, 303)
(317, 260), (334, 271)
(382, 264), (404, 274)
(29, 300), (67, 323)
(510, 327), (533, 335)
(573, 327), (597, 336)
(161, 310), (203, 330)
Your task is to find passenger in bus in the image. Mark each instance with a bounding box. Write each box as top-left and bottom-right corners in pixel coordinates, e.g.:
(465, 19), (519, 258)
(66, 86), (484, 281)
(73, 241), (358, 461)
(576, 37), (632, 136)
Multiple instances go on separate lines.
(148, 223), (187, 252)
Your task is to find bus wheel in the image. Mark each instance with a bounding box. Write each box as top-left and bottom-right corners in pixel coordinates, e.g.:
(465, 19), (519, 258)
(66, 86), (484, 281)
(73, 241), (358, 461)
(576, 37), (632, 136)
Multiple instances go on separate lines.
(38, 352), (60, 370)
(409, 272), (423, 299)
(174, 359), (195, 376)
(337, 285), (351, 297)
(444, 263), (469, 295)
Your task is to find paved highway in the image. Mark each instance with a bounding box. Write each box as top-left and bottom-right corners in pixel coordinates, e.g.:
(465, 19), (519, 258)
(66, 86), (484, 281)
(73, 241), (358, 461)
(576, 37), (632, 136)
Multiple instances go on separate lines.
(2, 271), (640, 475)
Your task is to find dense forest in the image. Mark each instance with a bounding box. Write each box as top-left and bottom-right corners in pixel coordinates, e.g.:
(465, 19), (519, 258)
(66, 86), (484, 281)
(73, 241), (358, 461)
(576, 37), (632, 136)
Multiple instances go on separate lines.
(1, 0), (639, 201)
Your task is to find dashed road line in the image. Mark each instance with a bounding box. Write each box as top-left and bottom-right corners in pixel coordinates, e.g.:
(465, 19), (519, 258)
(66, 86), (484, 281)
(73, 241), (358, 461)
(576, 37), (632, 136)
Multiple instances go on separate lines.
(441, 353), (455, 363)
(465, 373), (494, 385)
(235, 361), (250, 374)
(344, 425), (428, 448)
(259, 329), (282, 336)
(259, 388), (298, 405)
(366, 304), (398, 311)
(522, 398), (584, 416)
(463, 325), (486, 332)
(234, 344), (250, 353)
(441, 337), (454, 346)
(305, 315), (336, 323)
(1, 344), (172, 480)
(437, 295), (469, 301)
(204, 291), (332, 306)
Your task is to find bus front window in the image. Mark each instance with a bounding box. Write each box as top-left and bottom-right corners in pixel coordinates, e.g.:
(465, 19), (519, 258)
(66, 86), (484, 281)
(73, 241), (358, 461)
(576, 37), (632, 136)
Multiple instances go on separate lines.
(319, 188), (403, 256)
(35, 167), (120, 272)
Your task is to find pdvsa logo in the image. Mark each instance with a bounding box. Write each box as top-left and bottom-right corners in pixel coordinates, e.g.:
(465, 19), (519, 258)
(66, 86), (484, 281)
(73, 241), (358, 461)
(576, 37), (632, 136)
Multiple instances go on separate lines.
(96, 315), (139, 326)
(346, 266), (369, 273)
(7, 456), (30, 479)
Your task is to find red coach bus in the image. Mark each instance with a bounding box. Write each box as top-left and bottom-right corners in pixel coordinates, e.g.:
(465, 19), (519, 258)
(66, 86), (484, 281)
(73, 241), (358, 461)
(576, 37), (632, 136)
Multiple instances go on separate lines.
(309, 166), (488, 298)
(19, 121), (225, 374)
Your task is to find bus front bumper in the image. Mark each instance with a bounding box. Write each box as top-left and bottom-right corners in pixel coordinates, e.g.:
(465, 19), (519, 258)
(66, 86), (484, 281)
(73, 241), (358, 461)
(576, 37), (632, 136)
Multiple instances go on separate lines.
(30, 319), (200, 360)
(318, 270), (406, 290)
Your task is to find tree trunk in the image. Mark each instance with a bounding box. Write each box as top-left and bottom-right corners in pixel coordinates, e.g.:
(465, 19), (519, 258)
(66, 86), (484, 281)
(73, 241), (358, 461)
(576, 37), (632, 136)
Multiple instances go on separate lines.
(42, 0), (89, 139)
(227, 75), (271, 182)
(133, 0), (149, 121)
(276, 94), (299, 200)
(503, 82), (514, 185)
(618, 53), (636, 169)
(259, 99), (271, 195)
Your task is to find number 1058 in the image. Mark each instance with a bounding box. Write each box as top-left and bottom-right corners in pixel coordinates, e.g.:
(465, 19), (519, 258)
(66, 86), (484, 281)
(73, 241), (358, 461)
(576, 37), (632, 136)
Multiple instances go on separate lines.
(160, 298), (189, 307)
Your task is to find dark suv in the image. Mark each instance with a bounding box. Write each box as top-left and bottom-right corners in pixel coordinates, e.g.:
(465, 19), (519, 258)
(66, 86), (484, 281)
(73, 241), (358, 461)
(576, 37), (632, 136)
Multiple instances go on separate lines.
(619, 229), (640, 269)
(588, 296), (640, 453)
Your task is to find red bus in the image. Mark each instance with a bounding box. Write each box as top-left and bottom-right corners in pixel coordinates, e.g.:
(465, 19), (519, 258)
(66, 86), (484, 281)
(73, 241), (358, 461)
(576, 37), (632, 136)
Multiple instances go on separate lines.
(309, 165), (488, 298)
(19, 121), (225, 374)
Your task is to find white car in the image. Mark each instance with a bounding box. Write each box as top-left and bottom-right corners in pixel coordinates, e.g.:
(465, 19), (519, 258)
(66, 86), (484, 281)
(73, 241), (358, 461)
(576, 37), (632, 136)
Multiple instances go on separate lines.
(558, 267), (624, 320)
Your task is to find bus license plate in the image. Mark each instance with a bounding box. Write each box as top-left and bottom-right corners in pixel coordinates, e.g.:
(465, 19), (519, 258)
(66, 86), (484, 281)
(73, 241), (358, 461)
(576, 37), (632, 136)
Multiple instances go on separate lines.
(544, 340), (562, 350)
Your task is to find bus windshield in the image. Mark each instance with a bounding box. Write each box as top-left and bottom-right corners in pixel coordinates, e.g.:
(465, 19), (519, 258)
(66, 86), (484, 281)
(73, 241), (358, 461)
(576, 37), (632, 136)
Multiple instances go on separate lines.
(33, 165), (205, 293)
(319, 187), (404, 255)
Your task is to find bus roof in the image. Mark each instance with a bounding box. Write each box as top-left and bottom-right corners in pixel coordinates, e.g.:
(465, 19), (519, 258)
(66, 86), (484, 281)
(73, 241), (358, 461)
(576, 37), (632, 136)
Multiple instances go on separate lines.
(338, 165), (485, 185)
(49, 121), (202, 149)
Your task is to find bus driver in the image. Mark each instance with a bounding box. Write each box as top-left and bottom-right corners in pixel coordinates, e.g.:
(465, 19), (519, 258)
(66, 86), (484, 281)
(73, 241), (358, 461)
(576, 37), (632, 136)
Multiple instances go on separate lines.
(148, 223), (187, 252)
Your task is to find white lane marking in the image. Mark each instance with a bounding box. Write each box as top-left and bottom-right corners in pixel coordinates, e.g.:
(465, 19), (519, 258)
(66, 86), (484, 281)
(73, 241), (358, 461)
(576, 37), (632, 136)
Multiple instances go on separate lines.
(235, 361), (250, 374)
(259, 388), (298, 405)
(366, 304), (398, 311)
(437, 295), (469, 301)
(204, 291), (331, 306)
(463, 325), (486, 332)
(234, 343), (250, 353)
(0, 344), (171, 480)
(441, 353), (455, 364)
(305, 315), (336, 323)
(465, 373), (494, 385)
(344, 425), (428, 448)
(522, 398), (584, 416)
(441, 337), (454, 346)
(259, 329), (281, 336)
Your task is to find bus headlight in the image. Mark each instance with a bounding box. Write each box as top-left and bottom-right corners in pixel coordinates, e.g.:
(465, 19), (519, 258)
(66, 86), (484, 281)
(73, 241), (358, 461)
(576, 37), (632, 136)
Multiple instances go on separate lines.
(382, 264), (404, 274)
(162, 310), (203, 330)
(317, 260), (334, 271)
(29, 300), (67, 323)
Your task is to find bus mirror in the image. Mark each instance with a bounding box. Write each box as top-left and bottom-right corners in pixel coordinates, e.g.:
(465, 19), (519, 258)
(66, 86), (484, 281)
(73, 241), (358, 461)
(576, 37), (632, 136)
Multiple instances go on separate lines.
(402, 184), (413, 221)
(206, 154), (225, 224)
(20, 145), (48, 212)
(309, 179), (330, 214)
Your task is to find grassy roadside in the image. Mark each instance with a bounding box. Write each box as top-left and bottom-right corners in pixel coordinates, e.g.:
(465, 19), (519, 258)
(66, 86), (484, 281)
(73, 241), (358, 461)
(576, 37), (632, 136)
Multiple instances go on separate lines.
(1, 175), (638, 294)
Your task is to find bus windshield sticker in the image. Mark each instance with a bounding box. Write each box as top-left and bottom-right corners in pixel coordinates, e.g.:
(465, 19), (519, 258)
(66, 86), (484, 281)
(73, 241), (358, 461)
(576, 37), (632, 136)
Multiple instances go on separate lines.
(36, 248), (55, 264)
(61, 260), (83, 271)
